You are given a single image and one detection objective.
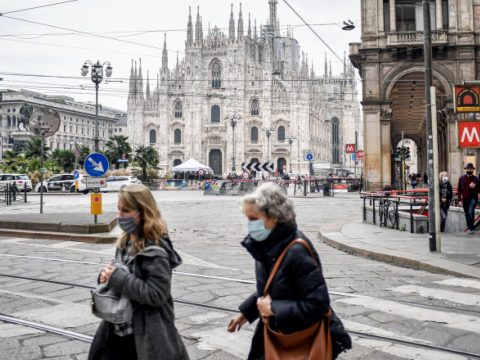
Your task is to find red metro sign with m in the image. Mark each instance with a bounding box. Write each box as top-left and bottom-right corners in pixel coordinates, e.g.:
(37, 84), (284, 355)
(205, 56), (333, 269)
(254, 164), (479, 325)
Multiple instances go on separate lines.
(458, 122), (480, 148)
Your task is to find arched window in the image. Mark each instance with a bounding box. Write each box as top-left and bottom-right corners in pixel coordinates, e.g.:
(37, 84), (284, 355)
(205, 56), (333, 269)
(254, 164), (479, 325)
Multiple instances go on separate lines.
(173, 159), (182, 167)
(211, 60), (222, 88)
(174, 129), (182, 144)
(211, 105), (220, 123)
(12, 116), (16, 127)
(332, 118), (340, 164)
(250, 99), (260, 116)
(277, 126), (285, 141)
(251, 127), (259, 143)
(174, 100), (183, 118)
(149, 129), (157, 144)
(7, 115), (11, 127)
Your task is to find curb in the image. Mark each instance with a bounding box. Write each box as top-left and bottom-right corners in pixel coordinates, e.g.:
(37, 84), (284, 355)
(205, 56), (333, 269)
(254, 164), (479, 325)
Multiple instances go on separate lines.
(0, 228), (116, 244)
(318, 232), (480, 279)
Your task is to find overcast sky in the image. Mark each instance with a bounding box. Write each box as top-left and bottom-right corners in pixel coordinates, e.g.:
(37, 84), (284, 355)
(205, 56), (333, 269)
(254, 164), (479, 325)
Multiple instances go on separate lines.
(0, 0), (361, 112)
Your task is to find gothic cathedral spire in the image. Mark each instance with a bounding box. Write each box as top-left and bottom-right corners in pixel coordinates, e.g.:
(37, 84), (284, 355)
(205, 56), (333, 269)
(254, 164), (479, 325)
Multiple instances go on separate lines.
(229, 4), (235, 43)
(195, 6), (202, 46)
(248, 13), (252, 38)
(269, 0), (278, 35)
(162, 34), (168, 71)
(146, 70), (150, 99)
(187, 6), (193, 47)
(237, 3), (244, 40)
(137, 59), (144, 100)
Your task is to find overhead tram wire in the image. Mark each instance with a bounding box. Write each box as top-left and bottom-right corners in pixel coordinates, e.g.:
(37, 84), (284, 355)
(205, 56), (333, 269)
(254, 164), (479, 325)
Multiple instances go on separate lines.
(0, 0), (78, 15)
(281, 0), (343, 63)
(0, 13), (352, 77)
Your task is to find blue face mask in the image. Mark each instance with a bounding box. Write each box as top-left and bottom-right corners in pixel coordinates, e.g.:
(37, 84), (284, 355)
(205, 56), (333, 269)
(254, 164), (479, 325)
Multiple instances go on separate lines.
(248, 219), (272, 242)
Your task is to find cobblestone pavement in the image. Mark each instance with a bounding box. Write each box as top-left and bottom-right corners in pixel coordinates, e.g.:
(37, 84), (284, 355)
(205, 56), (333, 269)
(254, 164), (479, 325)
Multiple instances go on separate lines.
(0, 191), (480, 359)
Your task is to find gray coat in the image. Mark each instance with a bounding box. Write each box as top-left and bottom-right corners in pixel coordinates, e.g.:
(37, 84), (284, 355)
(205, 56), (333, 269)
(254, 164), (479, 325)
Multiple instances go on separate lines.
(88, 238), (189, 360)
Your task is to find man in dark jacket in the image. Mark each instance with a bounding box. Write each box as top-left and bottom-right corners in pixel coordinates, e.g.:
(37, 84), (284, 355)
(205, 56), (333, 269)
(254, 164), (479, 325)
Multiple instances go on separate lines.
(457, 163), (480, 234)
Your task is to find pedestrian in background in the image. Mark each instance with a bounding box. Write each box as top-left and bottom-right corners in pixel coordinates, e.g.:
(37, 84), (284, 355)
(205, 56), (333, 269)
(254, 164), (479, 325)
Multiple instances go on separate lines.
(227, 183), (330, 359)
(410, 174), (417, 189)
(457, 163), (480, 234)
(439, 171), (453, 232)
(88, 184), (189, 360)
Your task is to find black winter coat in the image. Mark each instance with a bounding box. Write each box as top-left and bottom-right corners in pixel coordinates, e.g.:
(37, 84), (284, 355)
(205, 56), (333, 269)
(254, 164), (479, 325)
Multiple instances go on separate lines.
(239, 223), (330, 360)
(88, 237), (189, 360)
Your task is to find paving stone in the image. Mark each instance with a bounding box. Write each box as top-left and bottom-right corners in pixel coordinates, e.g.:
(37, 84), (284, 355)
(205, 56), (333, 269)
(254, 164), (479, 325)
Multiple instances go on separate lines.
(0, 345), (41, 360)
(42, 340), (90, 357)
(22, 334), (69, 347)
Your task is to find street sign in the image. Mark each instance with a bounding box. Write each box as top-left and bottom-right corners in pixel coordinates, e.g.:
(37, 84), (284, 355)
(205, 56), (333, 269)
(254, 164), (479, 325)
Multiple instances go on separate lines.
(29, 108), (61, 137)
(242, 171), (249, 179)
(90, 193), (102, 215)
(345, 144), (356, 153)
(458, 122), (480, 148)
(241, 161), (274, 172)
(351, 153), (356, 161)
(84, 153), (109, 177)
(305, 151), (314, 161)
(198, 169), (204, 175)
(86, 177), (107, 189)
(73, 170), (80, 180)
(356, 150), (364, 160)
(454, 85), (480, 113)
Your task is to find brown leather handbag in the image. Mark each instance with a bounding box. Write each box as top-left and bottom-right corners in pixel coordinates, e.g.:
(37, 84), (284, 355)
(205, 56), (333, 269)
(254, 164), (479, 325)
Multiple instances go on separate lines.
(263, 239), (332, 360)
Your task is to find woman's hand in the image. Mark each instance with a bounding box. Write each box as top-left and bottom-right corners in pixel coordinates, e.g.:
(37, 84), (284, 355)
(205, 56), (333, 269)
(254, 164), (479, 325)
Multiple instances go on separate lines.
(227, 313), (247, 332)
(99, 264), (115, 284)
(257, 295), (274, 322)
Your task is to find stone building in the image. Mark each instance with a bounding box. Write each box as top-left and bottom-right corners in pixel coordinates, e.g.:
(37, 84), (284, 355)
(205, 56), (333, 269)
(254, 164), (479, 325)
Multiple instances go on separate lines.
(0, 89), (122, 157)
(350, 0), (480, 189)
(127, 0), (361, 176)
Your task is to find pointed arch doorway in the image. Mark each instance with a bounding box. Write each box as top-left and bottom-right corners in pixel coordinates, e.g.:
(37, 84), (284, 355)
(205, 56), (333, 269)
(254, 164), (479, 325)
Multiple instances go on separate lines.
(209, 149), (223, 176)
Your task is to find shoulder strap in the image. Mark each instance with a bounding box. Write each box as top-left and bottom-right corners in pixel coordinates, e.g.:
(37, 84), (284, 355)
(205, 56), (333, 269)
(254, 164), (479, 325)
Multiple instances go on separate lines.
(263, 239), (317, 296)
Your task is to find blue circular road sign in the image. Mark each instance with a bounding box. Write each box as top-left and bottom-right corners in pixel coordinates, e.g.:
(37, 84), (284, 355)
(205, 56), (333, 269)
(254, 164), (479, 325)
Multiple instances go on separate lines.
(73, 170), (80, 179)
(84, 153), (109, 177)
(305, 151), (314, 161)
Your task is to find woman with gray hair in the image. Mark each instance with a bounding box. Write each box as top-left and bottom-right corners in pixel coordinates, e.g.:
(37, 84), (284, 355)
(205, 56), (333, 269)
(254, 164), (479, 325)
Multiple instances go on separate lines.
(227, 183), (331, 359)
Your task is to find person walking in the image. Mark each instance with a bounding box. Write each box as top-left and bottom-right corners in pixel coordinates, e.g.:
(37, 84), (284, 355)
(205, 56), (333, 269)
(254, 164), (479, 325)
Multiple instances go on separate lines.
(88, 184), (189, 360)
(457, 163), (480, 234)
(439, 171), (453, 232)
(410, 174), (417, 189)
(227, 183), (330, 359)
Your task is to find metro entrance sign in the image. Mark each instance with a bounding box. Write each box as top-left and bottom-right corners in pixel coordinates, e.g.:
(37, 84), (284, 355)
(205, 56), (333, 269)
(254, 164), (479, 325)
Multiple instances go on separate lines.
(458, 122), (480, 148)
(345, 144), (355, 154)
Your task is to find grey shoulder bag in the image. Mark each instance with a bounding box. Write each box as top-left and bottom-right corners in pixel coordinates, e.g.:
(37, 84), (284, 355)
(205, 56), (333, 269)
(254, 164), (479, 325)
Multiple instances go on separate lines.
(91, 263), (133, 324)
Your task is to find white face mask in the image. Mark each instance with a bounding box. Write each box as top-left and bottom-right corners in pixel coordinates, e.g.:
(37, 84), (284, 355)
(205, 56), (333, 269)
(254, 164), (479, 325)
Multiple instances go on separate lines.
(442, 177), (448, 182)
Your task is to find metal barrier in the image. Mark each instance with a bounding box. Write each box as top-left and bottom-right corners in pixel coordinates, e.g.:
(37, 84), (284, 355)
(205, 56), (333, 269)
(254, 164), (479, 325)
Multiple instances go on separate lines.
(361, 190), (429, 233)
(0, 183), (28, 206)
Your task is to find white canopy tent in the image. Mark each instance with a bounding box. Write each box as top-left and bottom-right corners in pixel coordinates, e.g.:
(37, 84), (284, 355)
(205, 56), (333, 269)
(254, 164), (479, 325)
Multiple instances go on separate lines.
(172, 158), (214, 174)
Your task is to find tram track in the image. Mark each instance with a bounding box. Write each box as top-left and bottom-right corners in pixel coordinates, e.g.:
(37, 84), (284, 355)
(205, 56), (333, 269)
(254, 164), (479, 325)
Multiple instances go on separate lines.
(0, 274), (479, 359)
(1, 253), (479, 316)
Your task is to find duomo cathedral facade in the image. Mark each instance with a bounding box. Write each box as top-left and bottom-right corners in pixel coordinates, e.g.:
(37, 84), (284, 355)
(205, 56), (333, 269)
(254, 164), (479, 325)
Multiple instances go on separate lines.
(127, 0), (361, 176)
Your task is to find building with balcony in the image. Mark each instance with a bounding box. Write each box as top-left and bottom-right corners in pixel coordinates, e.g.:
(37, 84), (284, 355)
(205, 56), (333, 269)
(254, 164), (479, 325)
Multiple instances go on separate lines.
(350, 0), (479, 189)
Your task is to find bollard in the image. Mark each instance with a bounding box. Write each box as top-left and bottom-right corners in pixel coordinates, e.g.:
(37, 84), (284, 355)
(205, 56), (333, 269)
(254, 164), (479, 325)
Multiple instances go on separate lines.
(303, 180), (307, 197)
(24, 183), (27, 203)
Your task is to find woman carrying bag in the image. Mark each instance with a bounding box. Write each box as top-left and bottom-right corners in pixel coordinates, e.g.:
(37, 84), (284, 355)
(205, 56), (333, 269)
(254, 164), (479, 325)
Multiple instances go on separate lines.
(227, 183), (333, 360)
(88, 184), (189, 360)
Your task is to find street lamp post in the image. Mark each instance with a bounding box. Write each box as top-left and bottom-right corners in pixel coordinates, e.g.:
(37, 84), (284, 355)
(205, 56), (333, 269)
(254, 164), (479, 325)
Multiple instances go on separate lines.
(225, 113), (242, 174)
(81, 60), (112, 152)
(286, 136), (297, 173)
(262, 127), (275, 162)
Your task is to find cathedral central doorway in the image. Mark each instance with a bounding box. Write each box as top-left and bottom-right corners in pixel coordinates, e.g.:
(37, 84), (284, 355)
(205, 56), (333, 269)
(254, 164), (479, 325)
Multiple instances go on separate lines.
(209, 149), (222, 176)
